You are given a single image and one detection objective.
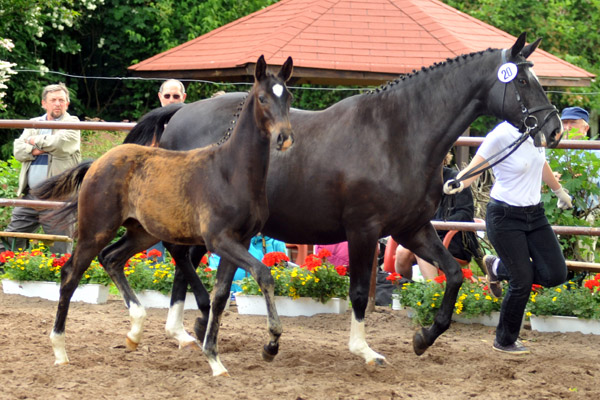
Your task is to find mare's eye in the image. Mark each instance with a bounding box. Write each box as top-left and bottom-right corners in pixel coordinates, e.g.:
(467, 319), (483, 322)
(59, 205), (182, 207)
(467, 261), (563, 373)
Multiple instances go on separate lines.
(518, 78), (527, 86)
(258, 95), (267, 104)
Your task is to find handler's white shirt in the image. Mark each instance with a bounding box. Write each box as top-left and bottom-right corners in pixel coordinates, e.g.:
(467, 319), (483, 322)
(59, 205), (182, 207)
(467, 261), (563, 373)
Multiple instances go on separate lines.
(477, 121), (546, 206)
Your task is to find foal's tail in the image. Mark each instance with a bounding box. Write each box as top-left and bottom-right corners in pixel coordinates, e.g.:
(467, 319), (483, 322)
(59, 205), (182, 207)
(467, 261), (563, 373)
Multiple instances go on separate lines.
(123, 103), (185, 146)
(31, 160), (94, 224)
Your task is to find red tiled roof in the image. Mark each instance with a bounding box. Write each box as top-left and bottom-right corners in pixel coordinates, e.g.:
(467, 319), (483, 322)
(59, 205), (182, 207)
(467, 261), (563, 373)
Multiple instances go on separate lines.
(129, 0), (594, 86)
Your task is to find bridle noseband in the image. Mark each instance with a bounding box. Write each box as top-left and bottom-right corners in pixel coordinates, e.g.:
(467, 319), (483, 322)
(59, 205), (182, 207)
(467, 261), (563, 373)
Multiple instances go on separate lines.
(453, 50), (559, 185)
(499, 49), (558, 138)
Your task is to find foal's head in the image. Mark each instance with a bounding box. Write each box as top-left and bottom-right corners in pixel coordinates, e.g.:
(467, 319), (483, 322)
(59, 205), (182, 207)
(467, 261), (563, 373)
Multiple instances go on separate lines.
(252, 55), (294, 151)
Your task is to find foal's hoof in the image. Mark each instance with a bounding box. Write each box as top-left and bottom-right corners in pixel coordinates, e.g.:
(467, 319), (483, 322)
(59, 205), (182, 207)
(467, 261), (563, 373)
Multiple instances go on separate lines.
(262, 343), (279, 362)
(180, 340), (201, 351)
(413, 328), (430, 356)
(125, 336), (139, 351)
(54, 360), (69, 366)
(366, 357), (386, 367)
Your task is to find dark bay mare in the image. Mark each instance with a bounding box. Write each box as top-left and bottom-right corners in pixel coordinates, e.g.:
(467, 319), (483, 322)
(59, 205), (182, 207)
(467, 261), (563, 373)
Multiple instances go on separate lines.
(124, 33), (562, 365)
(34, 56), (294, 376)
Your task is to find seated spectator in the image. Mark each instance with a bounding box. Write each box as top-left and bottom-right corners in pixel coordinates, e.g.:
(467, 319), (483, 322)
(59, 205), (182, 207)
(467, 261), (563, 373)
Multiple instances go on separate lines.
(395, 152), (479, 280)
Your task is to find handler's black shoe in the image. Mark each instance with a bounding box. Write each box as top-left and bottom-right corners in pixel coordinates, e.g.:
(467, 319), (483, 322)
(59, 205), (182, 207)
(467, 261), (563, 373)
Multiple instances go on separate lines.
(493, 339), (530, 355)
(484, 255), (503, 298)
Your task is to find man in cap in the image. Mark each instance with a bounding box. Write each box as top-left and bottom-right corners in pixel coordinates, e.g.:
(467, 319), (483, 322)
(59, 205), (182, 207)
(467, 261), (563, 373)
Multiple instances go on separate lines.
(561, 106), (590, 140)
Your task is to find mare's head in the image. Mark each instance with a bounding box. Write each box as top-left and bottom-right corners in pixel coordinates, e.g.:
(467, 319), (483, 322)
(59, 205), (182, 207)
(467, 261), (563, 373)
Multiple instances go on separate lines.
(252, 55), (294, 151)
(488, 32), (562, 148)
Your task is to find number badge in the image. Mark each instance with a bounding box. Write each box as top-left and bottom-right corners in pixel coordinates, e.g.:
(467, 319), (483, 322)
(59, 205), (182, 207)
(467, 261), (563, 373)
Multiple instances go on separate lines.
(497, 63), (518, 83)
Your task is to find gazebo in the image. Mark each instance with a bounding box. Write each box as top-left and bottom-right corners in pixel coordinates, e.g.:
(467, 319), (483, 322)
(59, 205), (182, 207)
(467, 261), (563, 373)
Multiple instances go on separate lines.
(128, 0), (594, 87)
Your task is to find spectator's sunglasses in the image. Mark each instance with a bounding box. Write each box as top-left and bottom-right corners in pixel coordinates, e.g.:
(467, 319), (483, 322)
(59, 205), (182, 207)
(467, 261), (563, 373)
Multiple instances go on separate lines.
(163, 94), (181, 100)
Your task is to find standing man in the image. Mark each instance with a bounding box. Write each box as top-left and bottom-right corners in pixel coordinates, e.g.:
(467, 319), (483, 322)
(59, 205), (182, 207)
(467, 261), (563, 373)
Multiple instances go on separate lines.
(158, 79), (187, 107)
(146, 79), (187, 262)
(560, 106), (589, 140)
(1, 83), (81, 254)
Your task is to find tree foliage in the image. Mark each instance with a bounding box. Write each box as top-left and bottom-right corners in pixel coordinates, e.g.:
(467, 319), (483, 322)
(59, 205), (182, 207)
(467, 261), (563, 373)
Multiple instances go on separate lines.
(1, 0), (598, 158)
(444, 0), (600, 136)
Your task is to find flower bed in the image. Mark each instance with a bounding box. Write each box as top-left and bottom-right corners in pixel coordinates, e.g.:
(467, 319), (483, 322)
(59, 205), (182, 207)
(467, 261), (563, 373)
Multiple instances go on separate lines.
(526, 275), (600, 321)
(1, 245), (215, 299)
(236, 294), (348, 316)
(237, 250), (350, 304)
(392, 268), (502, 326)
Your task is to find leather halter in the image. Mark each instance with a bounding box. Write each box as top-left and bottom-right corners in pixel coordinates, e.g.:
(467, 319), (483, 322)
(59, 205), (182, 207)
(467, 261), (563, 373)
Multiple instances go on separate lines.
(500, 49), (558, 138)
(453, 50), (559, 185)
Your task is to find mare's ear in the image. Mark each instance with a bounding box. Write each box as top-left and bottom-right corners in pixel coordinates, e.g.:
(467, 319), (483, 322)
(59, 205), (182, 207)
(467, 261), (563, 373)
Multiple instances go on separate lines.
(255, 55), (267, 82)
(521, 38), (541, 59)
(510, 32), (527, 58)
(278, 56), (294, 83)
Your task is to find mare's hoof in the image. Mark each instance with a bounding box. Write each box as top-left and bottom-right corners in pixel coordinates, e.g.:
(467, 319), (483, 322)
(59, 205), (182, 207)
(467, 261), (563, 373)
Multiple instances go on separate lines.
(180, 340), (201, 351)
(412, 328), (429, 356)
(262, 343), (279, 362)
(54, 360), (69, 366)
(125, 336), (139, 351)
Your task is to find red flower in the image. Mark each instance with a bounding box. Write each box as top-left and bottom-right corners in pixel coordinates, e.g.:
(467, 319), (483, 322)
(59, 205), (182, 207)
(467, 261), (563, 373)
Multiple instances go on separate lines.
(335, 265), (348, 276)
(200, 254), (209, 265)
(461, 268), (473, 280)
(584, 279), (600, 291)
(531, 284), (543, 292)
(386, 272), (403, 284)
(301, 254), (322, 271)
(203, 267), (212, 273)
(147, 248), (162, 258)
(262, 251), (290, 267)
(0, 250), (15, 263)
(52, 254), (71, 268)
(433, 275), (446, 284)
(316, 248), (332, 259)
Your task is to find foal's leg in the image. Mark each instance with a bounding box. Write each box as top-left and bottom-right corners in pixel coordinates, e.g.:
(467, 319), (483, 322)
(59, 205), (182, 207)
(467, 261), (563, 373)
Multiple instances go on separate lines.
(98, 229), (158, 350)
(345, 230), (386, 365)
(203, 238), (280, 376)
(163, 243), (210, 349)
(403, 223), (463, 355)
(51, 241), (108, 365)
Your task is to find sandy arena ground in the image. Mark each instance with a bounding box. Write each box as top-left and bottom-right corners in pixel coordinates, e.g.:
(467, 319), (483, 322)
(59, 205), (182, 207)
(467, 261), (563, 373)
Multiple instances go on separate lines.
(0, 289), (598, 400)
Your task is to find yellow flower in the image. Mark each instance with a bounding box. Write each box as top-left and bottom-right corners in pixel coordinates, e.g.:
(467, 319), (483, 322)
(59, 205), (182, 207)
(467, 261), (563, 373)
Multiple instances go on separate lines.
(555, 287), (562, 293)
(552, 296), (557, 302)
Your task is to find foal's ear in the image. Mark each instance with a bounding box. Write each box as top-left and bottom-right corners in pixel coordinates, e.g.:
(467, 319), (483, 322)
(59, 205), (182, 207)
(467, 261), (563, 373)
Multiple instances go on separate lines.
(278, 56), (294, 83)
(255, 55), (267, 82)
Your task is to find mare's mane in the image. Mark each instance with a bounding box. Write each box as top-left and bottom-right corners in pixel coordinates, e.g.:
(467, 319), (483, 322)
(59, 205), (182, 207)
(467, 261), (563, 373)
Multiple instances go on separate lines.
(366, 47), (497, 95)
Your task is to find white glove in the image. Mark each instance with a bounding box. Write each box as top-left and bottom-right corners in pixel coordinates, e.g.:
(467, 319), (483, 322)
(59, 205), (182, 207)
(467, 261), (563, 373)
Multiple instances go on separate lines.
(553, 186), (573, 209)
(443, 179), (464, 195)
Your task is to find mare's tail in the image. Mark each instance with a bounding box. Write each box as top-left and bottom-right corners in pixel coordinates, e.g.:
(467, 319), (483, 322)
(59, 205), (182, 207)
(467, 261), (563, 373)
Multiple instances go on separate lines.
(123, 103), (185, 146)
(31, 160), (94, 225)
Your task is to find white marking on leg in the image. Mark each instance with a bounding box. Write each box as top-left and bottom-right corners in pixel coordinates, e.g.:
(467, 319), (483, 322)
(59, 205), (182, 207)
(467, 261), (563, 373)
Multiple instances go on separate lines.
(165, 301), (198, 348)
(127, 303), (147, 346)
(50, 331), (69, 365)
(348, 313), (385, 364)
(207, 355), (229, 377)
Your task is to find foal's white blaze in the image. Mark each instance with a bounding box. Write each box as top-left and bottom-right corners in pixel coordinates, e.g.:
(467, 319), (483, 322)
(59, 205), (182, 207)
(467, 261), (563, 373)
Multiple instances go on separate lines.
(127, 302), (147, 345)
(348, 313), (385, 364)
(272, 84), (283, 97)
(50, 331), (69, 365)
(165, 302), (197, 348)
